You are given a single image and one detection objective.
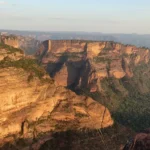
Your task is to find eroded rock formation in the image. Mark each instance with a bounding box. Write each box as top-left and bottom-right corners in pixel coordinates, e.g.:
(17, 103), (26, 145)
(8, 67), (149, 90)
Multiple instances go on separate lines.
(0, 43), (113, 149)
(0, 35), (19, 48)
(0, 34), (40, 55)
(37, 40), (150, 92)
(1, 39), (150, 149)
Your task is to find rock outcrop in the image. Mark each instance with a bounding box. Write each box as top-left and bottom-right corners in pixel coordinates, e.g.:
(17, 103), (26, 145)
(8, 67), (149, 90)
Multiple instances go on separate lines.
(0, 34), (41, 55)
(1, 39), (150, 149)
(0, 43), (24, 61)
(0, 35), (19, 48)
(0, 67), (113, 145)
(0, 43), (113, 149)
(37, 40), (150, 92)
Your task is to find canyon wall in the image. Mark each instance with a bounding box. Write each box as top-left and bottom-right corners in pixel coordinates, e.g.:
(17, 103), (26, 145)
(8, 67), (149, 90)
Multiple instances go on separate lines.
(37, 40), (150, 92)
(0, 35), (41, 55)
(0, 43), (113, 149)
(1, 39), (150, 149)
(0, 35), (19, 48)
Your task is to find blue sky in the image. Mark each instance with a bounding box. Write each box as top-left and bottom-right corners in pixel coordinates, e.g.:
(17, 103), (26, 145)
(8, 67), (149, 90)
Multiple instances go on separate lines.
(0, 0), (150, 33)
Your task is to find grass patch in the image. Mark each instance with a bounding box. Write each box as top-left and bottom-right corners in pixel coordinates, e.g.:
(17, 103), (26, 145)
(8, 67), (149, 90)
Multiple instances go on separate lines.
(75, 112), (88, 118)
(93, 56), (112, 63)
(0, 43), (23, 54)
(0, 58), (46, 79)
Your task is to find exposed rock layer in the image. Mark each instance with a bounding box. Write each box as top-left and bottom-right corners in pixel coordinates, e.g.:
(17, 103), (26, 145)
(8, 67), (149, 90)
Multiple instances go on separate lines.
(0, 35), (19, 48)
(37, 40), (150, 92)
(0, 44), (113, 149)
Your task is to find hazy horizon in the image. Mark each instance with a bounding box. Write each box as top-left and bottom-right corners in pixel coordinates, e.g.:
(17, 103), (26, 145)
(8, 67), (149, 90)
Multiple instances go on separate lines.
(0, 0), (150, 34)
(1, 29), (150, 36)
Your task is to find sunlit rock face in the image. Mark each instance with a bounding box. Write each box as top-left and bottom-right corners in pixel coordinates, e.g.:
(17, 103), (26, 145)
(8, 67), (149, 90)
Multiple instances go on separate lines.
(1, 39), (150, 149)
(0, 44), (113, 149)
(37, 40), (150, 92)
(0, 35), (19, 48)
(0, 34), (41, 55)
(0, 68), (113, 147)
(87, 42), (105, 58)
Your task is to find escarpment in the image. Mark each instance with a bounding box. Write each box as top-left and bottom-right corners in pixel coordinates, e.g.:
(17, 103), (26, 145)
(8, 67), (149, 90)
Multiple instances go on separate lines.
(0, 34), (41, 55)
(0, 43), (113, 149)
(37, 40), (150, 93)
(38, 40), (150, 142)
(0, 35), (19, 48)
(1, 39), (150, 149)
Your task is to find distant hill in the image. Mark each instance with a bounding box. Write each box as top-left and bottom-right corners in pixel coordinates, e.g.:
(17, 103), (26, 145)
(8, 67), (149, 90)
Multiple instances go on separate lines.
(1, 29), (150, 48)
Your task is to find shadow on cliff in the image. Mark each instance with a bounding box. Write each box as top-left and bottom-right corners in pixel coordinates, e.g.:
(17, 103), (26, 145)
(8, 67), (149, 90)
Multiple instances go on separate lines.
(47, 52), (69, 78)
(75, 76), (150, 133)
(67, 59), (91, 90)
(37, 125), (132, 150)
(46, 43), (91, 89)
(88, 93), (150, 132)
(0, 143), (18, 150)
(47, 57), (91, 89)
(112, 108), (150, 132)
(66, 43), (91, 89)
(37, 41), (49, 63)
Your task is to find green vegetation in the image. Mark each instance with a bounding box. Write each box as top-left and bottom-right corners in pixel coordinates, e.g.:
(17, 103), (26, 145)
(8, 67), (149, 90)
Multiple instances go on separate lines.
(62, 103), (72, 113)
(54, 119), (80, 131)
(102, 42), (114, 51)
(130, 53), (137, 59)
(57, 51), (85, 61)
(27, 73), (34, 82)
(3, 35), (17, 40)
(54, 122), (66, 130)
(103, 47), (112, 51)
(112, 62), (150, 131)
(93, 56), (112, 63)
(74, 103), (85, 107)
(0, 58), (46, 79)
(140, 46), (149, 49)
(102, 63), (150, 131)
(0, 43), (23, 54)
(78, 61), (150, 132)
(75, 112), (88, 118)
(122, 53), (129, 57)
(40, 123), (133, 150)
(114, 94), (150, 131)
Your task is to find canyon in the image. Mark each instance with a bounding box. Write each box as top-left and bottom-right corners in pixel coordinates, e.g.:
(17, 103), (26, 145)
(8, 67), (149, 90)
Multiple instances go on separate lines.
(37, 40), (150, 92)
(1, 38), (150, 149)
(0, 42), (113, 149)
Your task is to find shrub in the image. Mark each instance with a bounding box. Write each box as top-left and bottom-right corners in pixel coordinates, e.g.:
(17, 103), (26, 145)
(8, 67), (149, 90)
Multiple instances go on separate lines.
(0, 58), (46, 79)
(0, 43), (23, 54)
(75, 112), (88, 118)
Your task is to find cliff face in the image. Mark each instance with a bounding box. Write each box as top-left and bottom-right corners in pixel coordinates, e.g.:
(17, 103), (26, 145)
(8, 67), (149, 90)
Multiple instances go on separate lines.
(0, 35), (19, 48)
(0, 35), (40, 55)
(38, 40), (150, 137)
(1, 39), (150, 149)
(0, 43), (113, 149)
(37, 40), (150, 92)
(17, 36), (41, 55)
(0, 43), (24, 61)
